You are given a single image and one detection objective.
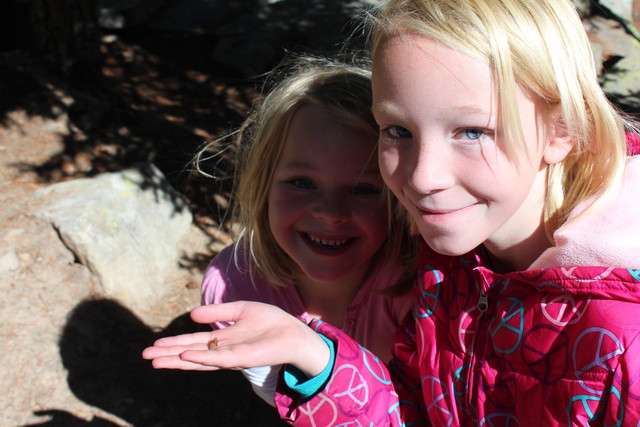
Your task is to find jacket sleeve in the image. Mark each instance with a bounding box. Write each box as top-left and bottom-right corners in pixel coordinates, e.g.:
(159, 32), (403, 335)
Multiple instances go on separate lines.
(275, 318), (428, 426)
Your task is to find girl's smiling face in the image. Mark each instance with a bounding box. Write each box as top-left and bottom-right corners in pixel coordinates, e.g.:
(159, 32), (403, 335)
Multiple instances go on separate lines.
(267, 104), (389, 284)
(372, 34), (561, 269)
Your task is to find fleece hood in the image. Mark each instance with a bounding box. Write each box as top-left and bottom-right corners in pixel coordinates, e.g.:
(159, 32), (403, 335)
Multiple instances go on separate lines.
(530, 152), (640, 270)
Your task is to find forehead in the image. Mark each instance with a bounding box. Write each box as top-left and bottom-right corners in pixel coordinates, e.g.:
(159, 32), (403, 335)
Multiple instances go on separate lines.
(371, 34), (496, 117)
(279, 104), (378, 170)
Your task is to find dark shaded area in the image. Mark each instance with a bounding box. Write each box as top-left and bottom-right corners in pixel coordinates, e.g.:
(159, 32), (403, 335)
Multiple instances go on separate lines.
(1, 29), (255, 276)
(600, 54), (640, 114)
(24, 299), (287, 426)
(0, 1), (368, 424)
(0, 0), (370, 272)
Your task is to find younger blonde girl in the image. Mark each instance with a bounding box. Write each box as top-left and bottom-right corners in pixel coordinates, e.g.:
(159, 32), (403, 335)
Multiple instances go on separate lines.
(152, 56), (417, 406)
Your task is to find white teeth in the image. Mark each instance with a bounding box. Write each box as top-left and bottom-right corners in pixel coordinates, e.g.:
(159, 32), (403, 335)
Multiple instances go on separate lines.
(307, 234), (348, 248)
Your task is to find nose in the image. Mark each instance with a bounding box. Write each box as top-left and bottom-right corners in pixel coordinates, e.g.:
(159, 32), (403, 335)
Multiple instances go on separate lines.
(406, 137), (454, 195)
(312, 191), (349, 224)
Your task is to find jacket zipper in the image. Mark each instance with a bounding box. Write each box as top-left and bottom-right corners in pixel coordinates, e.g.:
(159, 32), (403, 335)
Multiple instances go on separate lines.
(464, 291), (489, 410)
(477, 291), (489, 313)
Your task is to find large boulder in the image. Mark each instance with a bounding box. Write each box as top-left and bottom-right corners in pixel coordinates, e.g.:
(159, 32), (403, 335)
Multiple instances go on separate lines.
(35, 162), (192, 310)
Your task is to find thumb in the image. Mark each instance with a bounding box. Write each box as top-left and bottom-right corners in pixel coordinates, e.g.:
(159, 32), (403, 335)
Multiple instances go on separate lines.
(190, 301), (250, 324)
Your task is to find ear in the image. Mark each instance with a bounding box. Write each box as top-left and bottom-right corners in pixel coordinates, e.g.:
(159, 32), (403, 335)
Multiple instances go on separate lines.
(543, 107), (574, 165)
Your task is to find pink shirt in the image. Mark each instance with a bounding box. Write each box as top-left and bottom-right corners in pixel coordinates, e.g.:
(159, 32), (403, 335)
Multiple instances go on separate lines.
(201, 243), (413, 404)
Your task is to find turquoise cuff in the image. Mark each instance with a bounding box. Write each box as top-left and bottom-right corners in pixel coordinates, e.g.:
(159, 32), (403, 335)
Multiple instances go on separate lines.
(283, 333), (336, 399)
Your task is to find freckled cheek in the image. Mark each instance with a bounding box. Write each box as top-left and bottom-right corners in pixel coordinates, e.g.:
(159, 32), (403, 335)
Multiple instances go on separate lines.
(378, 149), (404, 192)
(378, 148), (398, 173)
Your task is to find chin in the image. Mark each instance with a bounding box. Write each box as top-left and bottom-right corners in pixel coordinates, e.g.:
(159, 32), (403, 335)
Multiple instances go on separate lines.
(424, 237), (478, 258)
(303, 269), (348, 283)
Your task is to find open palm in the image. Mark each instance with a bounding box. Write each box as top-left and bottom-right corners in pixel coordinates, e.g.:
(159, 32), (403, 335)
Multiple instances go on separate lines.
(142, 301), (330, 377)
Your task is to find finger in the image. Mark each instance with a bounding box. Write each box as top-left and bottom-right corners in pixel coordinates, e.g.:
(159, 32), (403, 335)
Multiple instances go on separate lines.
(151, 355), (221, 371)
(142, 342), (208, 360)
(178, 348), (247, 369)
(178, 342), (268, 370)
(152, 331), (214, 347)
(190, 302), (248, 324)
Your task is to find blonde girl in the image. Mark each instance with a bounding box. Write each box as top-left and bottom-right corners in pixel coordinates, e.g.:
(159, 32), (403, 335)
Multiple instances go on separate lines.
(151, 56), (417, 406)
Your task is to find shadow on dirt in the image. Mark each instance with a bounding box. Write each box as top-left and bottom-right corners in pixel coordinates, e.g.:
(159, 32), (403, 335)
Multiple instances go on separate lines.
(0, 2), (368, 424)
(25, 299), (287, 427)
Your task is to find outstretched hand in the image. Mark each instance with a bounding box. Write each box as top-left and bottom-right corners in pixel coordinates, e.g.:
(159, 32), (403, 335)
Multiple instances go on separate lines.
(142, 301), (330, 377)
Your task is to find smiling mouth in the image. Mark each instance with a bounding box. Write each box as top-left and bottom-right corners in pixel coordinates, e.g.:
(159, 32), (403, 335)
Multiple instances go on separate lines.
(417, 204), (473, 215)
(305, 233), (351, 248)
(420, 209), (456, 215)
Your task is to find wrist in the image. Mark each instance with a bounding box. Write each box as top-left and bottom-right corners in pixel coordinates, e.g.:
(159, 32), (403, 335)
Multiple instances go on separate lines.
(283, 333), (336, 399)
(293, 324), (332, 377)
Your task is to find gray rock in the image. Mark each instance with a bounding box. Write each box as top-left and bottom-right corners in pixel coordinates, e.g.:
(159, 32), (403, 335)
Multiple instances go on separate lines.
(600, 0), (633, 23)
(35, 163), (192, 310)
(601, 44), (640, 109)
(573, 0), (593, 17)
(585, 15), (635, 59)
(0, 248), (20, 273)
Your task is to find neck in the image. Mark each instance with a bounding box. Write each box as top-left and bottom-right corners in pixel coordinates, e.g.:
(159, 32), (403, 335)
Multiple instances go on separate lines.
(484, 222), (552, 273)
(483, 164), (553, 273)
(294, 262), (372, 328)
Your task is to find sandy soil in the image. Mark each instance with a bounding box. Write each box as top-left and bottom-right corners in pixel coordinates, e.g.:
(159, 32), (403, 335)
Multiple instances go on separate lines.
(0, 35), (288, 427)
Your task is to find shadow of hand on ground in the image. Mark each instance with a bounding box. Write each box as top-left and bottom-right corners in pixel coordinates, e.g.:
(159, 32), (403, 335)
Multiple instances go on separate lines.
(26, 410), (118, 427)
(29, 299), (287, 427)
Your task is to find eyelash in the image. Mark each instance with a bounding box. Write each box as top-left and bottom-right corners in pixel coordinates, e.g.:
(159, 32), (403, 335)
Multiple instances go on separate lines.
(386, 126), (412, 139)
(379, 126), (493, 144)
(288, 178), (315, 190)
(461, 128), (483, 140)
(285, 179), (381, 197)
(378, 126), (411, 146)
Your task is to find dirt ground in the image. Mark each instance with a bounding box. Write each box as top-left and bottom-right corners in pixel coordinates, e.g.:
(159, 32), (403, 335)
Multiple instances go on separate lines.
(0, 32), (289, 426)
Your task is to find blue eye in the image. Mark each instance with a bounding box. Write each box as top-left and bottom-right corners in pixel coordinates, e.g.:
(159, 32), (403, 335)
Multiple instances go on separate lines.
(464, 128), (484, 140)
(387, 126), (412, 138)
(289, 178), (315, 190)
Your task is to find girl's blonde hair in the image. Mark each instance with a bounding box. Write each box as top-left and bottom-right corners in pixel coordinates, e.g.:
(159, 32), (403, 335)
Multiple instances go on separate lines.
(367, 0), (631, 238)
(198, 55), (417, 293)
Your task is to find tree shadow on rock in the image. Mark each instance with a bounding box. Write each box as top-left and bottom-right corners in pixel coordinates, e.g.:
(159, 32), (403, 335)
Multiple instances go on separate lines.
(34, 298), (287, 427)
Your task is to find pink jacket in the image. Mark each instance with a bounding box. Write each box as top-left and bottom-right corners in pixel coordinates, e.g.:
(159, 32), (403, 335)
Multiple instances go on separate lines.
(202, 244), (413, 363)
(202, 243), (413, 404)
(275, 141), (640, 425)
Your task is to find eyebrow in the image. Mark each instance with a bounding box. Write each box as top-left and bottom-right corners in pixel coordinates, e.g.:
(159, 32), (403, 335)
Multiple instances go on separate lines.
(372, 102), (490, 118)
(370, 102), (398, 118)
(449, 105), (492, 117)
